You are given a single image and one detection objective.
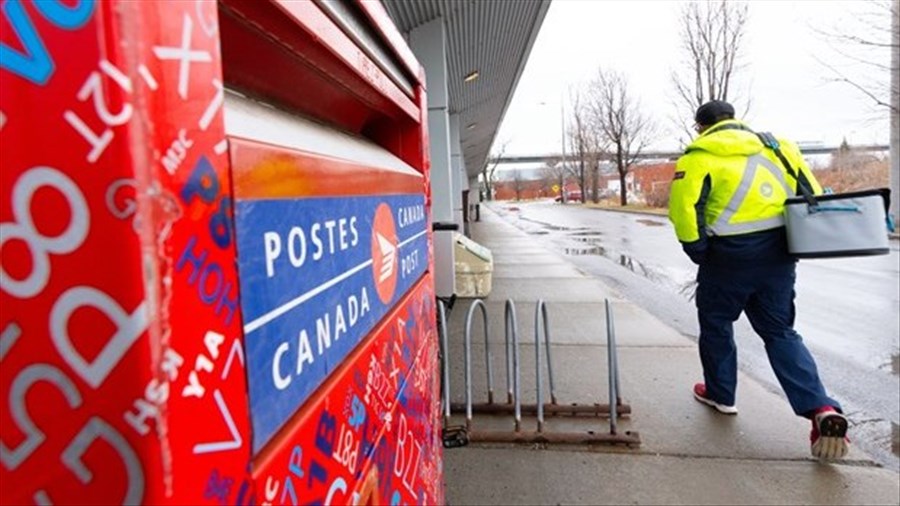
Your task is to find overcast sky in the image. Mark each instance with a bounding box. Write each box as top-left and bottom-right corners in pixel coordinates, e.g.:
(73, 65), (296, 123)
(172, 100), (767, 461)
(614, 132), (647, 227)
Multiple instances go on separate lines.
(495, 0), (893, 157)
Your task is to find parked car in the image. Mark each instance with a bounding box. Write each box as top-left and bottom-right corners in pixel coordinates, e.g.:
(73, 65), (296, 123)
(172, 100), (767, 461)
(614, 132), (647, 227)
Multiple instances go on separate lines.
(555, 190), (583, 203)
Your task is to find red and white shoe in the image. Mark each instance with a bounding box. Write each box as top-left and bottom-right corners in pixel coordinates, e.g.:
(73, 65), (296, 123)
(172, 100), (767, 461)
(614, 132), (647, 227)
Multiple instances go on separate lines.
(810, 406), (850, 460)
(692, 383), (738, 415)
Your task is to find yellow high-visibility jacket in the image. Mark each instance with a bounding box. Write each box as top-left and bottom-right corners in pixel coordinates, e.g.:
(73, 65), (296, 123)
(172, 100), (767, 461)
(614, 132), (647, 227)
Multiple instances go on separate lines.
(668, 119), (822, 245)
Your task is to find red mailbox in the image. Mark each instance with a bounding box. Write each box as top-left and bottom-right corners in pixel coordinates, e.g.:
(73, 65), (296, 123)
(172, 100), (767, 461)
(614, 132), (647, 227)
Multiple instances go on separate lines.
(1, 1), (441, 504)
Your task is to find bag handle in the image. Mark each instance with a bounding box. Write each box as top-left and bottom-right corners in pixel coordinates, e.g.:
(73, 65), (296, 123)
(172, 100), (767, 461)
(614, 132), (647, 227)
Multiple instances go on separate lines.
(755, 132), (818, 207)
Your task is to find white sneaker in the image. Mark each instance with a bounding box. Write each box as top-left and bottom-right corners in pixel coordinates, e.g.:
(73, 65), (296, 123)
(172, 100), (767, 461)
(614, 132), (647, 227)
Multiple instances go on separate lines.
(810, 408), (850, 460)
(693, 383), (738, 415)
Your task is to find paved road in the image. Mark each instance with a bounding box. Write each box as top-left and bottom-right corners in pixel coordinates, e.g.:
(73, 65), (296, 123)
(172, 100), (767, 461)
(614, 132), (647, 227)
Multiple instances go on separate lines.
(488, 199), (900, 471)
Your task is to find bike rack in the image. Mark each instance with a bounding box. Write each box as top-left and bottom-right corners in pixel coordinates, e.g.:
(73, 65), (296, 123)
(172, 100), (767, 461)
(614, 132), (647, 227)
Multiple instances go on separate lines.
(450, 299), (632, 418)
(442, 297), (641, 448)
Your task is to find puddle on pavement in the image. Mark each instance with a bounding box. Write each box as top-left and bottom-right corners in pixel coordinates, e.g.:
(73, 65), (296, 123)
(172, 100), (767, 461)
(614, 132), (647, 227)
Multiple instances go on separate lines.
(568, 231), (604, 243)
(617, 254), (649, 274)
(514, 214), (691, 298)
(635, 218), (665, 227)
(518, 215), (592, 233)
(882, 353), (900, 376)
(564, 245), (605, 256)
(559, 242), (686, 292)
(894, 422), (900, 457)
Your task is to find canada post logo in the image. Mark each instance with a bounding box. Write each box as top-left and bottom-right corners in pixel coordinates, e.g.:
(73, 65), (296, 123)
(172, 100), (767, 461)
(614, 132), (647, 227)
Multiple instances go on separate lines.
(372, 202), (398, 304)
(234, 193), (429, 453)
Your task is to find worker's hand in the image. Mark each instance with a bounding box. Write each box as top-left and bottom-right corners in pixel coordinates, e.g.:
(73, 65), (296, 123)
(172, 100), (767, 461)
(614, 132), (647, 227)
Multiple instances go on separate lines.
(681, 239), (707, 265)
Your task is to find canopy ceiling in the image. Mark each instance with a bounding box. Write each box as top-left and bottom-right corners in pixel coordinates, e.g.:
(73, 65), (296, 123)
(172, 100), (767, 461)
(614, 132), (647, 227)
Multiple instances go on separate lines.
(382, 0), (551, 179)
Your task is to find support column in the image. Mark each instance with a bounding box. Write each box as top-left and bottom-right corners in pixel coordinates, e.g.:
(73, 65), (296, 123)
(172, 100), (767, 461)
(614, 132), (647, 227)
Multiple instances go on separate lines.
(449, 114), (467, 231)
(410, 18), (456, 297)
(470, 176), (481, 222)
(890, 0), (899, 227)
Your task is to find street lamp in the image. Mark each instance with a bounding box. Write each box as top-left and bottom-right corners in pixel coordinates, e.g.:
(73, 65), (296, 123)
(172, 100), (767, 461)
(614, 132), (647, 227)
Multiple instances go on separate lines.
(540, 99), (567, 203)
(560, 99), (567, 203)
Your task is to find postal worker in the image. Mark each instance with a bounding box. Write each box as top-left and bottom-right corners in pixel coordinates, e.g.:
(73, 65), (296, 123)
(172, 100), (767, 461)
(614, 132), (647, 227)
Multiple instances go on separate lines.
(668, 100), (849, 460)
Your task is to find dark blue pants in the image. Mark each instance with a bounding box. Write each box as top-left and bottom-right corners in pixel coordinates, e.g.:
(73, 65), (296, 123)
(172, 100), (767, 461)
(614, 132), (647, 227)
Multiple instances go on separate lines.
(695, 261), (841, 417)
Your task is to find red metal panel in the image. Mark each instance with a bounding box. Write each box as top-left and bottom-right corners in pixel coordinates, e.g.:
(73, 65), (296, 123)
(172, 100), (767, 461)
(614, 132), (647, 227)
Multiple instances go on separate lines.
(217, 0), (416, 122)
(228, 138), (424, 199)
(0, 1), (251, 503)
(271, 0), (418, 119)
(355, 0), (423, 87)
(217, 0), (427, 172)
(2, 0), (438, 503)
(251, 275), (444, 505)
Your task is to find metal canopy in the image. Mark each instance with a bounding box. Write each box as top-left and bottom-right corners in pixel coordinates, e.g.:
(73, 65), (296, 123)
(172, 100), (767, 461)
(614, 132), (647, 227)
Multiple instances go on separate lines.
(382, 0), (551, 180)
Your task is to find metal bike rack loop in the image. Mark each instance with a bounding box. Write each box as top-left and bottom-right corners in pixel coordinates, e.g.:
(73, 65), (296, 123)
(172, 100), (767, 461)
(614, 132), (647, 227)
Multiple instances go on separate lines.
(536, 300), (557, 405)
(453, 299), (631, 418)
(506, 299), (522, 431)
(437, 299), (451, 426)
(534, 300), (545, 432)
(449, 298), (641, 448)
(460, 298), (523, 431)
(438, 299), (469, 449)
(606, 298), (620, 435)
(463, 299), (496, 430)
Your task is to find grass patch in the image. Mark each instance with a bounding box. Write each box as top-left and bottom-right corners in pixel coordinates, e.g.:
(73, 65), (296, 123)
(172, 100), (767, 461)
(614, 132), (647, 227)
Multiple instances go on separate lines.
(582, 199), (668, 216)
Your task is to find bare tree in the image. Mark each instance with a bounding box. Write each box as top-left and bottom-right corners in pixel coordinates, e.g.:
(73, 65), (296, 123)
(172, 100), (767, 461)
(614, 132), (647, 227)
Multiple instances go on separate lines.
(482, 139), (509, 201)
(511, 169), (525, 201)
(587, 69), (656, 206)
(567, 92), (591, 203)
(670, 1), (750, 142)
(567, 90), (607, 203)
(814, 0), (899, 223)
(586, 130), (606, 203)
(814, 1), (897, 113)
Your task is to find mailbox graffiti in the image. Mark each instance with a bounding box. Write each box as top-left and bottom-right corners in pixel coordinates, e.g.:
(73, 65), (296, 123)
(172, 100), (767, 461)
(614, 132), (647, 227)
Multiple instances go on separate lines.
(1, 1), (250, 503)
(1, 0), (440, 503)
(253, 276), (443, 506)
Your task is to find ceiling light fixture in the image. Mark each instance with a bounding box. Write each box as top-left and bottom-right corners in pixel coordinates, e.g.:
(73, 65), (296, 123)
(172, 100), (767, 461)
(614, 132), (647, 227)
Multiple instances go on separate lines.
(463, 71), (479, 83)
(466, 123), (477, 130)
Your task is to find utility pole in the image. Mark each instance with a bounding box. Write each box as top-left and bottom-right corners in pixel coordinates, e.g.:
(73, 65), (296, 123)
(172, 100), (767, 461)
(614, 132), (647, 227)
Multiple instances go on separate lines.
(890, 0), (899, 227)
(560, 98), (567, 203)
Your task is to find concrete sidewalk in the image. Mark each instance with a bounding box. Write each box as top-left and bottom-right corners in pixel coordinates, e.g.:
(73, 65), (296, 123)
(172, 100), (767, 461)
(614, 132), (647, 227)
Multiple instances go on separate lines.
(441, 203), (900, 505)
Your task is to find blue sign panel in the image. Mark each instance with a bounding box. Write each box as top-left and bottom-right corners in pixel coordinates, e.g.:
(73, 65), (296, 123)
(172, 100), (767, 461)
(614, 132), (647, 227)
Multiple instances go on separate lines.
(234, 194), (428, 453)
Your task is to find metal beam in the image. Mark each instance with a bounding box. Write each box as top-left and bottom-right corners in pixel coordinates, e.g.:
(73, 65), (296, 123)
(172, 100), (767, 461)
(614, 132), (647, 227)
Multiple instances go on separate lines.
(492, 145), (891, 165)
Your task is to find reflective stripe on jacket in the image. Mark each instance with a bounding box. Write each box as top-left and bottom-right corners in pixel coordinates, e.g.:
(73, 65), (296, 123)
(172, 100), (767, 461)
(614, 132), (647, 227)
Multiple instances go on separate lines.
(668, 119), (823, 243)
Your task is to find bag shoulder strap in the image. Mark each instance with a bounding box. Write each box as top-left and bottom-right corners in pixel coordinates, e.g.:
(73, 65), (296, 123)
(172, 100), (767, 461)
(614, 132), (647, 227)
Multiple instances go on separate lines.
(755, 132), (818, 207)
